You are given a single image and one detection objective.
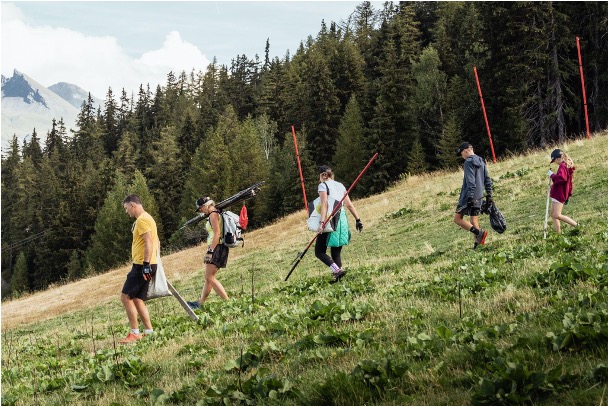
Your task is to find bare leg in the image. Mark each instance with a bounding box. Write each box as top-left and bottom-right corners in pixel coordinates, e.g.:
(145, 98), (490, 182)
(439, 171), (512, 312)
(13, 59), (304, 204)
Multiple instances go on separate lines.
(550, 201), (577, 233)
(454, 213), (473, 231)
(199, 264), (228, 302)
(133, 298), (152, 330)
(121, 293), (140, 330)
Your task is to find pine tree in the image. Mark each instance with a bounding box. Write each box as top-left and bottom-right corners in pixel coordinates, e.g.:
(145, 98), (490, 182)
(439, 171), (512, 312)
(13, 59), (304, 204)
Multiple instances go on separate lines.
(84, 172), (131, 273)
(10, 252), (29, 294)
(437, 112), (463, 169)
(296, 49), (341, 166)
(22, 128), (43, 166)
(102, 87), (120, 155)
(180, 107), (234, 218)
(407, 137), (428, 175)
(148, 126), (184, 239)
(334, 96), (366, 192)
(412, 45), (448, 169)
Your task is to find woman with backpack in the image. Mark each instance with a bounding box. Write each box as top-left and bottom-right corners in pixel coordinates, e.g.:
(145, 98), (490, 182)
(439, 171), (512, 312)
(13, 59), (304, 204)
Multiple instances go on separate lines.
(188, 197), (229, 309)
(548, 149), (578, 234)
(315, 165), (363, 283)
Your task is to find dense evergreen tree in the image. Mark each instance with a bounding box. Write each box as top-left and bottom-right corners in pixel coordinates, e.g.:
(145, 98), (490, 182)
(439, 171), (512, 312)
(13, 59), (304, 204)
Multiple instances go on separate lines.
(437, 111), (463, 169)
(334, 96), (366, 192)
(10, 252), (29, 294)
(148, 126), (184, 239)
(84, 172), (131, 273)
(412, 45), (448, 168)
(102, 88), (120, 155)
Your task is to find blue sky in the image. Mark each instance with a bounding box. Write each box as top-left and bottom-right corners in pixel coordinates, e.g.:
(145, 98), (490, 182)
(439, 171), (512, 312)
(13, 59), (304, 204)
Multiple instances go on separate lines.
(2, 1), (360, 98)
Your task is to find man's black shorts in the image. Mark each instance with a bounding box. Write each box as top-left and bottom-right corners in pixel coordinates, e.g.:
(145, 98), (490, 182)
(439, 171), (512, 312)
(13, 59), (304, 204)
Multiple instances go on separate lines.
(122, 263), (158, 300)
(456, 205), (481, 217)
(206, 244), (230, 268)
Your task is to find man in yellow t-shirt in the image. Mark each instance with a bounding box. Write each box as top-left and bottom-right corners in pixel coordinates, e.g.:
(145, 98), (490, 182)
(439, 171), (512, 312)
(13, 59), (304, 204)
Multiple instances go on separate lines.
(119, 194), (159, 344)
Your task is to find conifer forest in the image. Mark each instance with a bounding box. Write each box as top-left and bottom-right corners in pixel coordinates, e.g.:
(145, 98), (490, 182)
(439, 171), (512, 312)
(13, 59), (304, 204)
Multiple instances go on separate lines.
(2, 2), (607, 296)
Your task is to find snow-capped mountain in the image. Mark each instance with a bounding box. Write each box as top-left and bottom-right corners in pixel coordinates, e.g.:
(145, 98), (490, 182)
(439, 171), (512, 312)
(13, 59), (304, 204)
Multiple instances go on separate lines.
(48, 82), (103, 110)
(1, 70), (80, 150)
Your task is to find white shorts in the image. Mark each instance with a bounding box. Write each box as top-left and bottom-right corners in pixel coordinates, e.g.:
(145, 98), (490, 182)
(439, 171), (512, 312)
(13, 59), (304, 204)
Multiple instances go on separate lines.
(551, 198), (561, 204)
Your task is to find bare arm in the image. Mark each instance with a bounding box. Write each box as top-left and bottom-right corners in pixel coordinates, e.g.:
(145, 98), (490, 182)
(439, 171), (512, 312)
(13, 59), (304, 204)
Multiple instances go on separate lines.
(142, 232), (153, 263)
(209, 212), (222, 250)
(343, 194), (360, 220)
(318, 189), (328, 232)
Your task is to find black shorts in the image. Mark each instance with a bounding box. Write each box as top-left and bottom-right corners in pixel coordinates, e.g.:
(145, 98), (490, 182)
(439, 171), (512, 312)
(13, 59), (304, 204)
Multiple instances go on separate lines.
(456, 205), (481, 217)
(122, 263), (158, 300)
(206, 244), (229, 268)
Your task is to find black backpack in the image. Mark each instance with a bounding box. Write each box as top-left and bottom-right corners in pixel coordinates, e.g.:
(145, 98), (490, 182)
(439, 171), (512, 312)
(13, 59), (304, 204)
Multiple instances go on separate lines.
(482, 201), (507, 234)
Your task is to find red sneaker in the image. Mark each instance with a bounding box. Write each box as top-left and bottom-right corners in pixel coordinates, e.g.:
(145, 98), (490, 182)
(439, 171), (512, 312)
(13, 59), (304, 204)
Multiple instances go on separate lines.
(474, 229), (488, 249)
(118, 332), (143, 344)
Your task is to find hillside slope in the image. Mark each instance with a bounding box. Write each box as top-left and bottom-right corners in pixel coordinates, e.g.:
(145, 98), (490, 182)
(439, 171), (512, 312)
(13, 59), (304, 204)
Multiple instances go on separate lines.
(2, 132), (607, 405)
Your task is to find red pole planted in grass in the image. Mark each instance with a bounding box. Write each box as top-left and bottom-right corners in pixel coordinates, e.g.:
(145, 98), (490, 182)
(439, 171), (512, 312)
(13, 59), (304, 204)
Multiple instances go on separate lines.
(292, 125), (308, 210)
(576, 37), (591, 140)
(473, 66), (497, 163)
(284, 152), (378, 281)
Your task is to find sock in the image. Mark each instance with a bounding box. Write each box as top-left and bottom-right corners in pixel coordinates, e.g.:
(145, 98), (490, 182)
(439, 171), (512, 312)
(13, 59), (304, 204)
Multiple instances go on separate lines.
(470, 226), (480, 236)
(144, 329), (154, 335)
(131, 328), (140, 335)
(329, 263), (341, 273)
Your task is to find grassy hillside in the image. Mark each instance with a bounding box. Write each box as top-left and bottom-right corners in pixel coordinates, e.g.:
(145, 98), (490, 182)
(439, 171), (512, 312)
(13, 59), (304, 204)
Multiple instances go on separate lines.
(2, 132), (608, 405)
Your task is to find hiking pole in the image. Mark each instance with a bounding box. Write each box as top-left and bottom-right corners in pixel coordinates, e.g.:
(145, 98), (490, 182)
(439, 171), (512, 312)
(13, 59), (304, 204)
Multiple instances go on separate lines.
(543, 175), (552, 239)
(458, 280), (462, 318)
(284, 152), (378, 281)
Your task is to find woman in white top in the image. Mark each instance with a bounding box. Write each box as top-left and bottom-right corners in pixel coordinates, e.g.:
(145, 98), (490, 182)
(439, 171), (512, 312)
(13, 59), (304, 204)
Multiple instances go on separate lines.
(315, 165), (363, 283)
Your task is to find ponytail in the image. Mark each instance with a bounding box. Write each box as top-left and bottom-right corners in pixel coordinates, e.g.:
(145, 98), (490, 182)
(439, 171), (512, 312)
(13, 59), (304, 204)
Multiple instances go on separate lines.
(561, 152), (574, 168)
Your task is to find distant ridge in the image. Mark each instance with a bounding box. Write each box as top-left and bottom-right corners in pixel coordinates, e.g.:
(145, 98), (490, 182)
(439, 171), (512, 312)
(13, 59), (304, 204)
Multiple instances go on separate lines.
(1, 70), (100, 150)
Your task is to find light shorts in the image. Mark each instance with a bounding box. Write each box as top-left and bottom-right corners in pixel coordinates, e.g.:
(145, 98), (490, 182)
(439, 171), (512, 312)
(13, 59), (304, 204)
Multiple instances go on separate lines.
(551, 198), (561, 204)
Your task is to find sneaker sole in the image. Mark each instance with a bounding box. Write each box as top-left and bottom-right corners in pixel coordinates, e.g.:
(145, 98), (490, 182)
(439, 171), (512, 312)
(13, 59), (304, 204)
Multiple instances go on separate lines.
(329, 271), (347, 284)
(479, 230), (488, 245)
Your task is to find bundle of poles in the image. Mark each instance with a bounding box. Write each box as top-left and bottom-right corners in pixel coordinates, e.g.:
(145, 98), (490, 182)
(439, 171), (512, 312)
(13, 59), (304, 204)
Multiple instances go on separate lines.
(179, 181), (265, 230)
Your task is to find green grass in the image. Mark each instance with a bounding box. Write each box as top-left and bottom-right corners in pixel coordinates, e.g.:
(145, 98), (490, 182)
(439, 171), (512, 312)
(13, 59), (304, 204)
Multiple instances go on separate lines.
(2, 133), (608, 405)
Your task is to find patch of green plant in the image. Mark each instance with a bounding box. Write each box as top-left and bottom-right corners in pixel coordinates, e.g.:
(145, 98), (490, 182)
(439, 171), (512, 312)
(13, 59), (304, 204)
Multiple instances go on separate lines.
(545, 305), (608, 352)
(292, 328), (372, 351)
(224, 342), (284, 373)
(385, 207), (417, 219)
(200, 368), (300, 405)
(529, 252), (607, 288)
(308, 300), (372, 322)
(499, 167), (531, 179)
(471, 359), (563, 404)
(351, 358), (408, 392)
(591, 363), (608, 383)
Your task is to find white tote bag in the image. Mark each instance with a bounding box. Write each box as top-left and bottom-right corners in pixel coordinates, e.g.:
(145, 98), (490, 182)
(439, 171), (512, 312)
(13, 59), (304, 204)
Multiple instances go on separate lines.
(144, 252), (172, 301)
(307, 195), (341, 233)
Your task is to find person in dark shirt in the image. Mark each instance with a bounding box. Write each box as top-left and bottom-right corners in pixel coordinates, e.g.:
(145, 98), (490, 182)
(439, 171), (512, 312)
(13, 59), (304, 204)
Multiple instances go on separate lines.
(454, 142), (493, 249)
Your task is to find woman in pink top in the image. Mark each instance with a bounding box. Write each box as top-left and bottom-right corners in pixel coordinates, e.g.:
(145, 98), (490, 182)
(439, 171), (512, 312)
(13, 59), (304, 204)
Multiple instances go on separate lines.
(548, 149), (577, 234)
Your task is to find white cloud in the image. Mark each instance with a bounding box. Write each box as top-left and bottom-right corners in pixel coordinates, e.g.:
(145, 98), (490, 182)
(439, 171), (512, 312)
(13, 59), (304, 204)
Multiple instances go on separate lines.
(1, 6), (209, 99)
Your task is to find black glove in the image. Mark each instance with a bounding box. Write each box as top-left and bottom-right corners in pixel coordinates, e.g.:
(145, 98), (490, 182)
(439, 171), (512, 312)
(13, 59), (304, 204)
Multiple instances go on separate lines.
(485, 195), (493, 205)
(204, 249), (214, 264)
(142, 262), (153, 281)
(355, 219), (363, 233)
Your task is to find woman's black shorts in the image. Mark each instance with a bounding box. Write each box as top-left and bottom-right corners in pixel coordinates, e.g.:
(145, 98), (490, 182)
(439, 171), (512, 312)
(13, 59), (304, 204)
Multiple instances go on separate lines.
(206, 244), (229, 268)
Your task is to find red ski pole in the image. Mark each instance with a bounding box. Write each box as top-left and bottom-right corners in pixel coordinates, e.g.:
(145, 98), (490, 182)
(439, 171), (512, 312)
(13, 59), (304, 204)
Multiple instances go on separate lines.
(292, 125), (308, 210)
(284, 152), (378, 281)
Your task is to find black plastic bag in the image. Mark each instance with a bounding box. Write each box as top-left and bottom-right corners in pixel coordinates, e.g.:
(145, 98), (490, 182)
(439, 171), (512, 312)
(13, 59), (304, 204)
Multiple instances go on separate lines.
(482, 201), (507, 234)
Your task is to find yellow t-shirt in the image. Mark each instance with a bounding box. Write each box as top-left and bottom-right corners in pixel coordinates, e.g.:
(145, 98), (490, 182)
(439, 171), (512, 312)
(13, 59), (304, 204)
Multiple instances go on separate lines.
(131, 211), (158, 265)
